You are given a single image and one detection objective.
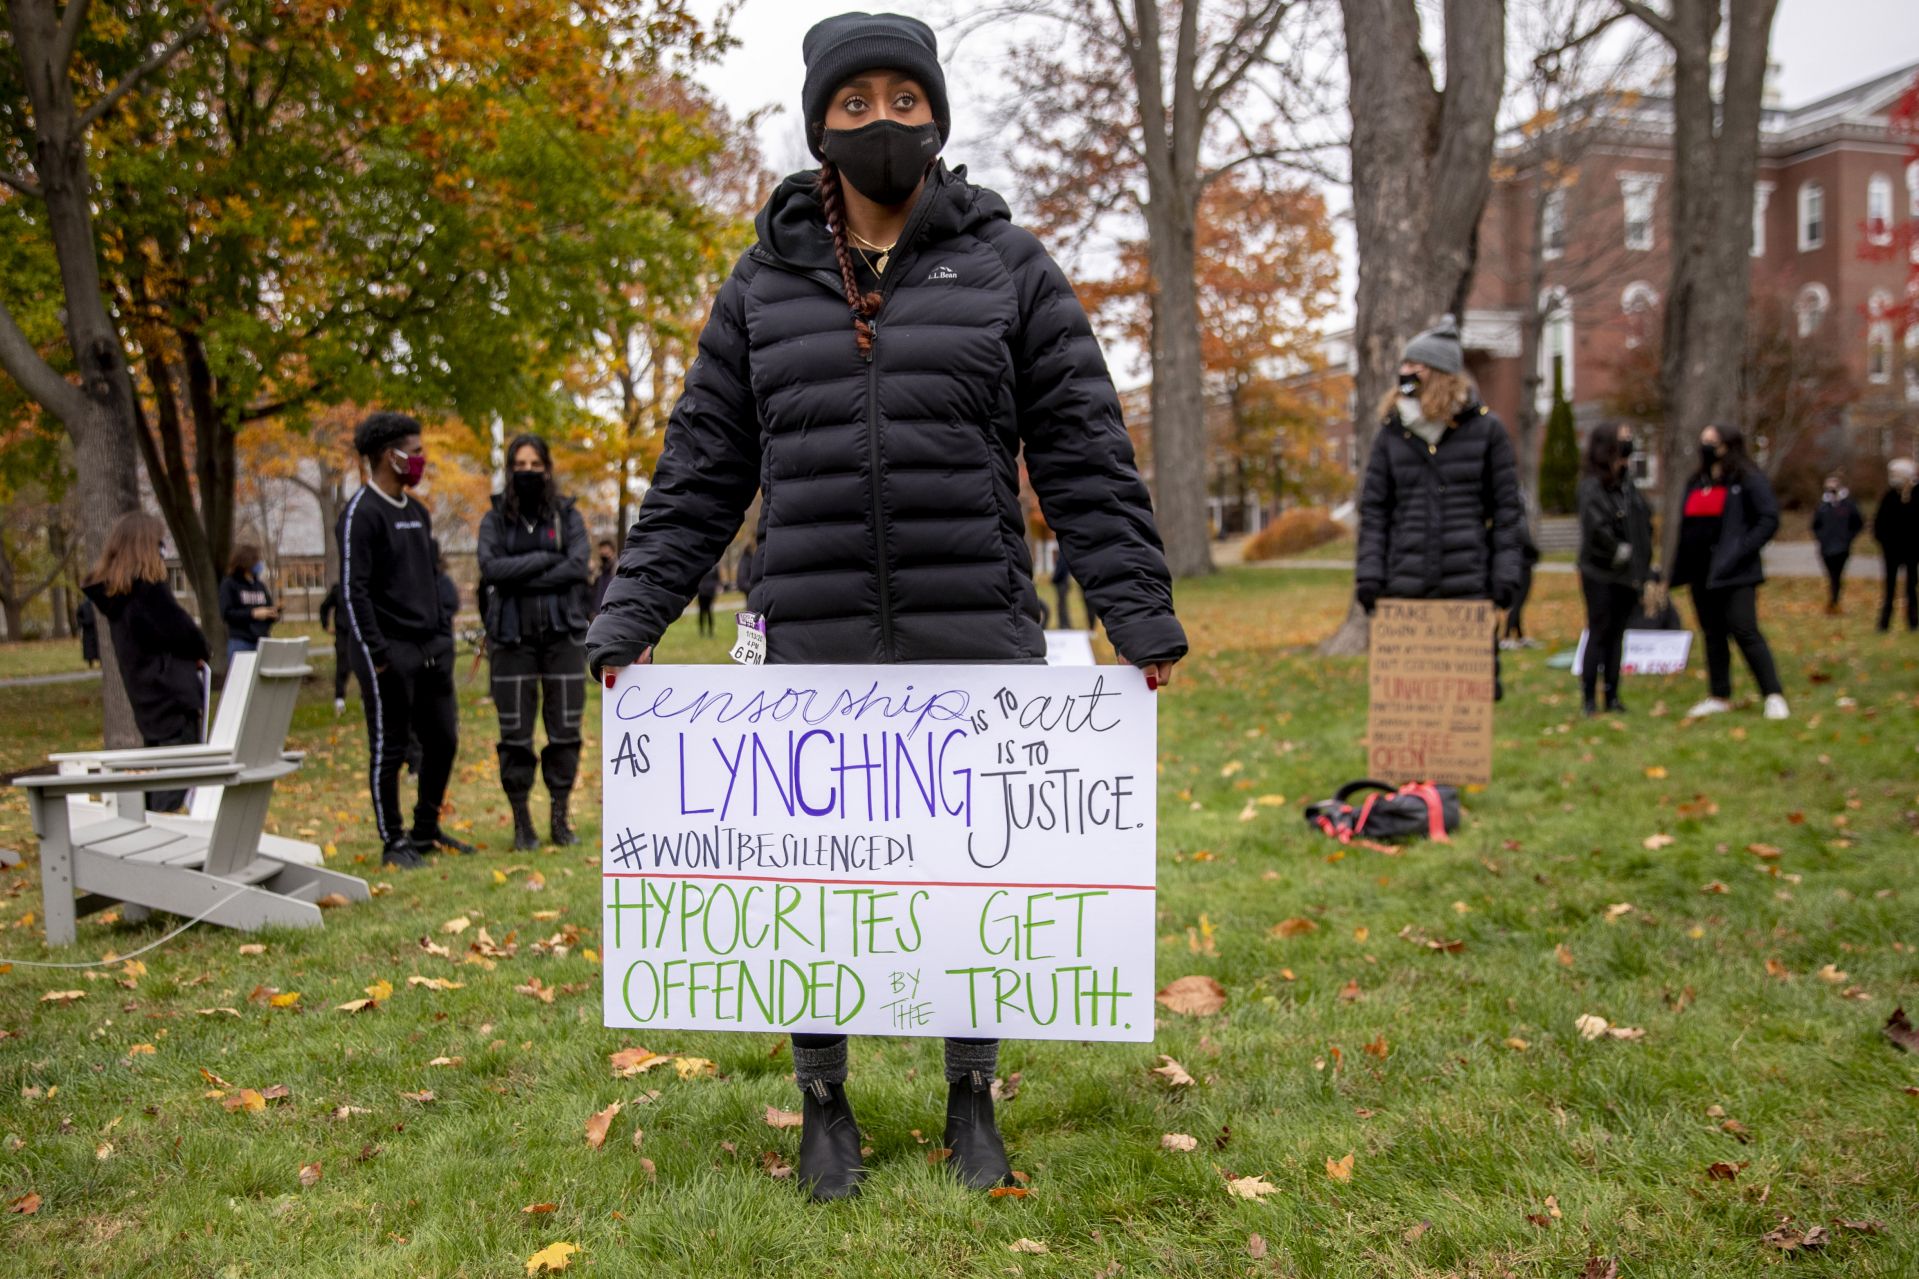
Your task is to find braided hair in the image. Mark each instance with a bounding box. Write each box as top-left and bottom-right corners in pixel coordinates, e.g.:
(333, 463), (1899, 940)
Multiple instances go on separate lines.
(816, 161), (884, 358)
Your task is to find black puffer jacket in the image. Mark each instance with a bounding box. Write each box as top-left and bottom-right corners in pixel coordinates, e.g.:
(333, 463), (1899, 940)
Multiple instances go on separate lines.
(82, 578), (208, 743)
(1577, 472), (1654, 587)
(1354, 403), (1526, 606)
(1672, 467), (1779, 592)
(588, 163), (1184, 666)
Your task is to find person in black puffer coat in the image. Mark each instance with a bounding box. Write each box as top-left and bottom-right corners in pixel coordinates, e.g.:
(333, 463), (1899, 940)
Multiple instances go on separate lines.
(585, 13), (1185, 1206)
(1353, 315), (1525, 693)
(1809, 472), (1863, 614)
(1667, 423), (1787, 719)
(1575, 423), (1654, 716)
(478, 433), (592, 850)
(1874, 457), (1918, 632)
(81, 512), (209, 813)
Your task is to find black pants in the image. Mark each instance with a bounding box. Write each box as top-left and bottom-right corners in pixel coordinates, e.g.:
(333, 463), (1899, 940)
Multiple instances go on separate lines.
(1504, 566), (1535, 638)
(491, 632), (585, 799)
(1881, 556), (1918, 630)
(1692, 584), (1782, 699)
(1053, 583), (1074, 630)
(332, 632), (351, 701)
(1580, 575), (1637, 701)
(1821, 552), (1849, 608)
(352, 634), (459, 845)
(144, 725), (199, 813)
(696, 594), (716, 637)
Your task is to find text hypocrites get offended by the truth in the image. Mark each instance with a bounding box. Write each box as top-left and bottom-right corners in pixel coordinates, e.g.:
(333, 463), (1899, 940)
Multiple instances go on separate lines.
(600, 667), (1158, 1042)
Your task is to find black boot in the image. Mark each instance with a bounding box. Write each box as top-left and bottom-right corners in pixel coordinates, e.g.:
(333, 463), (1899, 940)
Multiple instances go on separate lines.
(797, 1079), (864, 1202)
(943, 1070), (1013, 1190)
(509, 795), (539, 851)
(1581, 695), (1598, 718)
(1605, 690), (1628, 714)
(549, 789), (578, 847)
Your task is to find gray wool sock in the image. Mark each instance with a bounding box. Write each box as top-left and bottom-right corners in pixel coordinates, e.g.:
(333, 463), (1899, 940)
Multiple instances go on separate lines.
(943, 1038), (999, 1084)
(792, 1039), (848, 1087)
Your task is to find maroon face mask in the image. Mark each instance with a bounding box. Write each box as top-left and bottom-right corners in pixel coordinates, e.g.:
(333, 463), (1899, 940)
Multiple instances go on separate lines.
(391, 448), (426, 487)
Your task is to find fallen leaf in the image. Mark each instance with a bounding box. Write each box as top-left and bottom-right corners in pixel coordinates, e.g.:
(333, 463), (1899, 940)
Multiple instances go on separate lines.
(1007, 1239), (1049, 1255)
(1325, 1152), (1354, 1182)
(238, 943), (267, 956)
(522, 1202), (557, 1215)
(1155, 974), (1226, 1016)
(316, 893), (352, 909)
(1883, 1007), (1919, 1053)
(298, 1161), (323, 1188)
(1604, 902), (1634, 921)
(1721, 1119), (1751, 1142)
(223, 1089), (267, 1113)
(1760, 1223), (1828, 1251)
(268, 992), (301, 1008)
(1353, 926), (1370, 943)
(196, 1007), (240, 1017)
(1271, 916), (1318, 938)
(1746, 843), (1782, 860)
(1643, 766), (1668, 779)
(1337, 979), (1363, 1002)
(330, 1105), (371, 1120)
(364, 979), (394, 1002)
(1151, 1055), (1195, 1087)
(1160, 1132), (1199, 1152)
(7, 1193), (40, 1215)
(427, 1056), (462, 1067)
(672, 1056), (716, 1080)
(1836, 1219), (1885, 1235)
(406, 976), (464, 991)
(1816, 963), (1847, 984)
(762, 1150), (794, 1178)
(441, 916), (471, 935)
(1706, 1161), (1746, 1180)
(399, 1089), (436, 1103)
(199, 1067), (233, 1088)
(1362, 1034), (1388, 1060)
(1643, 833), (1675, 850)
(1701, 881), (1730, 894)
(1765, 957), (1792, 981)
(1555, 943), (1575, 968)
(1226, 1175), (1280, 1200)
(609, 1046), (671, 1077)
(1578, 1259), (1618, 1279)
(584, 1101), (621, 1150)
(418, 938), (453, 959)
(95, 1141), (113, 1160)
(39, 990), (85, 1004)
(1504, 1037), (1531, 1051)
(525, 1241), (580, 1274)
(1575, 1014), (1610, 1040)
(335, 998), (376, 1013)
(1403, 1220), (1431, 1242)
(1247, 1233), (1268, 1259)
(259, 1084), (291, 1101)
(126, 1042), (156, 1057)
(515, 977), (556, 1004)
(763, 1105), (803, 1130)
(989, 1186), (1030, 1198)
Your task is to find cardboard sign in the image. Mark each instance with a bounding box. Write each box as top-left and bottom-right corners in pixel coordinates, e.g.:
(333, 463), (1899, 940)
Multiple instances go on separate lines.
(1367, 599), (1495, 786)
(1572, 629), (1693, 678)
(600, 665), (1158, 1042)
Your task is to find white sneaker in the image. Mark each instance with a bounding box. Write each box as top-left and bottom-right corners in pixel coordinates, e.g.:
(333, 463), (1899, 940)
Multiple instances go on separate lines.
(334, 697), (346, 715)
(1763, 694), (1790, 721)
(1686, 697), (1733, 718)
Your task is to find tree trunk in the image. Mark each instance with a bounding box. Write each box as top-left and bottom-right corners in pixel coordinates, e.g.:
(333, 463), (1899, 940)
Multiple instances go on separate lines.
(1144, 205), (1216, 576)
(1323, 0), (1507, 655)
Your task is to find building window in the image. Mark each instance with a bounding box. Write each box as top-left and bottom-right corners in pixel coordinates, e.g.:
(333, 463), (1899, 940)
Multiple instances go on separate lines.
(1906, 329), (1919, 406)
(1538, 287), (1574, 410)
(1908, 160), (1919, 216)
(1619, 173), (1659, 251)
(1867, 322), (1892, 384)
(1541, 188), (1566, 261)
(1867, 174), (1894, 246)
(1752, 181), (1774, 257)
(1621, 281), (1659, 348)
(1794, 282), (1829, 337)
(1798, 182), (1824, 250)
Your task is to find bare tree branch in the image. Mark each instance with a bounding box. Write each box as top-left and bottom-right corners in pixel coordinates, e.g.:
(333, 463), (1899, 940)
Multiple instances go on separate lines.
(1613, 0), (1677, 46)
(0, 169), (43, 199)
(54, 0), (93, 71)
(0, 293), (88, 423)
(76, 0), (232, 132)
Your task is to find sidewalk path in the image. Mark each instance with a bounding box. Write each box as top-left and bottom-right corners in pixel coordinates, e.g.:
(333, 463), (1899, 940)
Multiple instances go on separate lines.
(1246, 542), (1883, 579)
(0, 669), (101, 689)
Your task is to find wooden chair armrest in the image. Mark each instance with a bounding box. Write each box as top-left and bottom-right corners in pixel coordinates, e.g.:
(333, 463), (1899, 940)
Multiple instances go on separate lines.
(16, 763), (244, 796)
(48, 744), (229, 767)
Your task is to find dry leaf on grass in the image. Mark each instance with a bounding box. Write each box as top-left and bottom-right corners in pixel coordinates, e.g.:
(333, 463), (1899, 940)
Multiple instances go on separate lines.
(761, 1150), (794, 1179)
(515, 977), (557, 1004)
(1337, 979), (1363, 1002)
(1160, 1133), (1199, 1152)
(1760, 1223), (1828, 1251)
(1403, 1220), (1431, 1242)
(407, 976), (464, 991)
(1705, 1161), (1746, 1180)
(335, 998), (377, 1014)
(764, 1105), (803, 1130)
(584, 1102), (621, 1150)
(1504, 1037), (1531, 1051)
(238, 942), (267, 955)
(441, 915), (471, 935)
(1247, 1233), (1268, 1259)
(1325, 1152), (1354, 1182)
(222, 1088), (267, 1113)
(522, 1202), (557, 1215)
(1578, 1259), (1618, 1279)
(39, 990), (85, 1004)
(1226, 1175), (1279, 1200)
(298, 1161), (323, 1188)
(1816, 964), (1848, 983)
(1007, 1239), (1049, 1255)
(673, 1056), (717, 1080)
(1884, 1007), (1919, 1053)
(269, 992), (301, 1008)
(399, 1089), (436, 1103)
(316, 892), (352, 909)
(1643, 833), (1675, 850)
(609, 1047), (671, 1077)
(1150, 1055), (1195, 1087)
(7, 1193), (40, 1215)
(1362, 1034), (1388, 1060)
(1155, 974), (1226, 1016)
(525, 1241), (579, 1274)
(1271, 917), (1318, 938)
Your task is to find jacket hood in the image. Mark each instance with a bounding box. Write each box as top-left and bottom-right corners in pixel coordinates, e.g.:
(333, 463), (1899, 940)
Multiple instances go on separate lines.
(752, 161), (1010, 274)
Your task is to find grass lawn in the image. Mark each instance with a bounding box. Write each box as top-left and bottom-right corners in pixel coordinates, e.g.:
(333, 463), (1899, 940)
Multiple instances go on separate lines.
(1, 569), (1915, 1277)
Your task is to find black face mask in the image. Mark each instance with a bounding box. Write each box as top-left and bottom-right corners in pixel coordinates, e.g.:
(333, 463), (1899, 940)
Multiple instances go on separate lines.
(1618, 438), (1634, 461)
(1398, 373), (1422, 397)
(511, 470), (547, 510)
(820, 120), (941, 207)
(1699, 444), (1721, 473)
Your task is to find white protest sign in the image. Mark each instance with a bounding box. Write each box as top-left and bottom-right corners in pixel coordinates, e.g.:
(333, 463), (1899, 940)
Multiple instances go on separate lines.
(1572, 629), (1693, 678)
(600, 665), (1158, 1042)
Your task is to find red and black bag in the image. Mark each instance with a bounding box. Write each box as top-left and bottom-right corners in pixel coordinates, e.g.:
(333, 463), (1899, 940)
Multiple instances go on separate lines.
(1304, 780), (1460, 844)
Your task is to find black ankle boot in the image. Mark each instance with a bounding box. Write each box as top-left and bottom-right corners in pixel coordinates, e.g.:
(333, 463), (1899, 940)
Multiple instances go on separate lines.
(549, 789), (577, 847)
(943, 1070), (1013, 1190)
(797, 1078), (864, 1201)
(1605, 691), (1628, 714)
(1581, 696), (1598, 718)
(509, 795), (539, 851)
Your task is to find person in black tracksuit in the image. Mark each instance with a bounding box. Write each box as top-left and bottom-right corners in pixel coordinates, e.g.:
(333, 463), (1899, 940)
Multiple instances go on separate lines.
(1354, 315), (1526, 697)
(1874, 458), (1918, 632)
(338, 411), (475, 868)
(319, 581), (351, 709)
(1576, 423), (1654, 716)
(1667, 423), (1787, 719)
(585, 13), (1185, 1205)
(1810, 474), (1863, 614)
(82, 512), (208, 812)
(477, 434), (591, 850)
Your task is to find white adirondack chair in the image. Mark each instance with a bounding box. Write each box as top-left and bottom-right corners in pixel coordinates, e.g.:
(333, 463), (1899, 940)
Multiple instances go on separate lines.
(56, 652), (324, 866)
(17, 637), (368, 945)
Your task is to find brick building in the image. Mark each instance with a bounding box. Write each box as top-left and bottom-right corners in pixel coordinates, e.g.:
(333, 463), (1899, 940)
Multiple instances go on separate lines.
(1462, 61), (1919, 493)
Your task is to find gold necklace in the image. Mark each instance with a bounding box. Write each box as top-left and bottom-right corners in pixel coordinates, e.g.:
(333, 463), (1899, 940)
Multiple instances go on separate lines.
(848, 228), (897, 275)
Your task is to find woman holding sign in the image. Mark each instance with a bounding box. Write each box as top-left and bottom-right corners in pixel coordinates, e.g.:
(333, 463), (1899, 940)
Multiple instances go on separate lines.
(586, 13), (1186, 1202)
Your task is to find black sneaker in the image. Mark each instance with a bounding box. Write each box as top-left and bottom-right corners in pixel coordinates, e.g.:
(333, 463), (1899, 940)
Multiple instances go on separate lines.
(411, 827), (478, 855)
(382, 838), (427, 870)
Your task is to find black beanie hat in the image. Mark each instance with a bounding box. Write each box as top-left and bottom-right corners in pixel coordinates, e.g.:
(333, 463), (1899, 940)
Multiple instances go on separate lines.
(801, 12), (950, 162)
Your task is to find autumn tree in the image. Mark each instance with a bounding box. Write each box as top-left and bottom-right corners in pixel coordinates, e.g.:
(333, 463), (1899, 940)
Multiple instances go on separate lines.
(1611, 0), (1780, 566)
(0, 406), (75, 639)
(1079, 173), (1339, 516)
(983, 0), (1331, 578)
(1322, 0), (1507, 654)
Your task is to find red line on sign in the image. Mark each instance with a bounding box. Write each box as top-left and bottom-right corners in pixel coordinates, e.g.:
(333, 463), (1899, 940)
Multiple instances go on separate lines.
(600, 871), (1154, 891)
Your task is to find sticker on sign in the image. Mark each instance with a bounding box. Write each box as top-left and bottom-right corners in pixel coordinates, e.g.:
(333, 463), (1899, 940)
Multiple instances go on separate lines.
(599, 664), (1158, 1041)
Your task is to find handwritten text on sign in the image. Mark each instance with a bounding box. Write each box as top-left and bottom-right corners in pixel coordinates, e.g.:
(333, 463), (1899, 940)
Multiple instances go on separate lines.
(600, 666), (1157, 1042)
(1367, 598), (1495, 786)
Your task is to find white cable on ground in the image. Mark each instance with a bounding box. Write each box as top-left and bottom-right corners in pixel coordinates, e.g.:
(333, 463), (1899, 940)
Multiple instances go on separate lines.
(0, 887), (253, 969)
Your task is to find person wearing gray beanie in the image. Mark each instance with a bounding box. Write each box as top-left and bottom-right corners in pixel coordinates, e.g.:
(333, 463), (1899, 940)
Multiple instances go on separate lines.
(1401, 313), (1464, 374)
